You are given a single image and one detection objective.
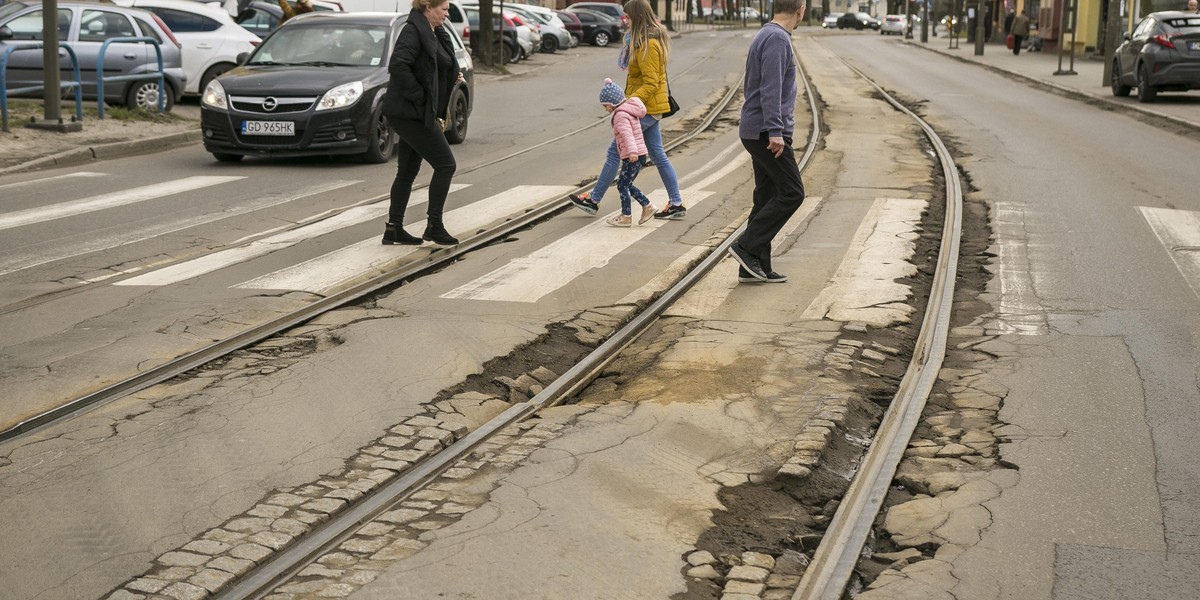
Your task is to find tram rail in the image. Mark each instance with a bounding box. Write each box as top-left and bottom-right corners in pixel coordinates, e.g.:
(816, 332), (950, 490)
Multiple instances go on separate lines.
(0, 66), (745, 445)
(210, 48), (821, 600)
(791, 53), (964, 600)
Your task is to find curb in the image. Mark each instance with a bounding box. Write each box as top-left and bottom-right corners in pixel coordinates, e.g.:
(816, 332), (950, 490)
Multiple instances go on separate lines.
(0, 128), (203, 176)
(903, 40), (1200, 135)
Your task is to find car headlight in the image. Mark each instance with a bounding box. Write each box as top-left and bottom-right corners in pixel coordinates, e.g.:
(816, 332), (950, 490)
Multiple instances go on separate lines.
(202, 79), (228, 111)
(316, 81), (364, 111)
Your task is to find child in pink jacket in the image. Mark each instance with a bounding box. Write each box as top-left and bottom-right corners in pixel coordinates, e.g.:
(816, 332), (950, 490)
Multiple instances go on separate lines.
(599, 79), (658, 227)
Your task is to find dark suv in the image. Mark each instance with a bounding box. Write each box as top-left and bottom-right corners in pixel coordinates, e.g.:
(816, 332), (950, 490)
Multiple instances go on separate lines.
(200, 12), (474, 163)
(1112, 11), (1200, 103)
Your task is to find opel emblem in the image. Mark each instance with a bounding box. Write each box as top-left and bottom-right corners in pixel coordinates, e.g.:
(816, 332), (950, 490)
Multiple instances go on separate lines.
(262, 97), (278, 112)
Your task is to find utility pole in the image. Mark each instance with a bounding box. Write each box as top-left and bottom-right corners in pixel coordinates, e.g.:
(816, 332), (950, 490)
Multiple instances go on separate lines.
(1100, 0), (1122, 84)
(29, 0), (80, 132)
(973, 0), (985, 55)
(920, 0), (928, 42)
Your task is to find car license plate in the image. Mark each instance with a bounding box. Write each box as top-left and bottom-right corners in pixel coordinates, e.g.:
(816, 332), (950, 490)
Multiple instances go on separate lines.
(1190, 41), (1200, 51)
(242, 121), (294, 136)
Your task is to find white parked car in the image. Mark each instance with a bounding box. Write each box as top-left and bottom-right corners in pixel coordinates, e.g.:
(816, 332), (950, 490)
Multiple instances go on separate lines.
(112, 0), (260, 94)
(822, 12), (843, 28)
(880, 14), (906, 35)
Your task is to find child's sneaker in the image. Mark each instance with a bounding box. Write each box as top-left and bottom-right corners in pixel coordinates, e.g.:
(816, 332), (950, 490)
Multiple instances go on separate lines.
(653, 204), (687, 220)
(569, 193), (599, 215)
(638, 203), (658, 225)
(605, 213), (632, 227)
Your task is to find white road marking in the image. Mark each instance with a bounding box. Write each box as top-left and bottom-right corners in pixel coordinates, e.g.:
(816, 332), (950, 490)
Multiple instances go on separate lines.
(443, 190), (714, 303)
(0, 171), (107, 192)
(116, 184), (468, 286)
(1140, 207), (1200, 300)
(235, 185), (575, 293)
(992, 201), (1049, 335)
(0, 176), (244, 231)
(0, 180), (360, 276)
(800, 198), (926, 326)
(666, 196), (825, 317)
(441, 140), (753, 304)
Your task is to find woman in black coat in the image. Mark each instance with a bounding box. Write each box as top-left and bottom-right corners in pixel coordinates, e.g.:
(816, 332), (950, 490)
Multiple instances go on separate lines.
(380, 0), (463, 246)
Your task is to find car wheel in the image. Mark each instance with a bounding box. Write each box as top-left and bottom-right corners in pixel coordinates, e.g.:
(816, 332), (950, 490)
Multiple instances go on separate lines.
(360, 109), (395, 164)
(212, 152), (243, 162)
(542, 36), (558, 53)
(1136, 62), (1157, 103)
(1111, 60), (1131, 97)
(593, 30), (610, 46)
(199, 63), (235, 96)
(126, 80), (173, 113)
(444, 87), (469, 145)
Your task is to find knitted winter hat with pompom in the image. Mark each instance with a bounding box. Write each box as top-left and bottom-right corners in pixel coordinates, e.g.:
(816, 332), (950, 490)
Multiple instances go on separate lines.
(599, 78), (624, 106)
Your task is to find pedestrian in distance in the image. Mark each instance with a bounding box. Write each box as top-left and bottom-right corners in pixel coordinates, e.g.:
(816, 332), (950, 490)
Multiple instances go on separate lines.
(379, 0), (465, 247)
(1010, 10), (1031, 55)
(1004, 9), (1015, 35)
(568, 0), (688, 221)
(1189, 0), (1199, 13)
(598, 78), (657, 227)
(728, 0), (808, 284)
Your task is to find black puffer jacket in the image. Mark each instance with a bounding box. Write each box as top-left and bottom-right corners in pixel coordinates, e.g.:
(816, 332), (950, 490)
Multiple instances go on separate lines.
(381, 9), (459, 126)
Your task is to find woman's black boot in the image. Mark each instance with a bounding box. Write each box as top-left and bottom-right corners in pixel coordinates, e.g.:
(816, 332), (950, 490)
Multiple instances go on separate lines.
(382, 222), (423, 245)
(422, 222), (459, 246)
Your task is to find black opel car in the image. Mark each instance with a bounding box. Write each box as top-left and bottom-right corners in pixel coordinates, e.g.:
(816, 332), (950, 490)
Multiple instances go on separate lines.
(200, 11), (474, 163)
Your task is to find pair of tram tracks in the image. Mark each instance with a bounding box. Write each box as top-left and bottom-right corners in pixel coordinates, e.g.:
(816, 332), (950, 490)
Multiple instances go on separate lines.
(10, 39), (964, 600)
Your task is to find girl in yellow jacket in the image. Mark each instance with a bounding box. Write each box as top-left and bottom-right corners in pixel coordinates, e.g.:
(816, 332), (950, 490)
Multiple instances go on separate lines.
(569, 0), (686, 220)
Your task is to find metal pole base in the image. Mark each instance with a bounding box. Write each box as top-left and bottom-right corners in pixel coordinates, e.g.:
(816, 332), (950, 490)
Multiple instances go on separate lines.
(1052, 70), (1078, 75)
(25, 117), (83, 133)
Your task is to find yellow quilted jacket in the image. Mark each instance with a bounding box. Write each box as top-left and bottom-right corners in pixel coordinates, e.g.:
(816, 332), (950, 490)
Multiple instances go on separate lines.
(625, 38), (670, 116)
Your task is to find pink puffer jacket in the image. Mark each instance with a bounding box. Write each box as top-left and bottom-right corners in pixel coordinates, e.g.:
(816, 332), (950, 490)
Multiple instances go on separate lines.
(610, 97), (648, 160)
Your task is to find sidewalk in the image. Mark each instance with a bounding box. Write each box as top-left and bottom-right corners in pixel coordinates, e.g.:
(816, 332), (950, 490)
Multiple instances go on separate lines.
(903, 37), (1200, 133)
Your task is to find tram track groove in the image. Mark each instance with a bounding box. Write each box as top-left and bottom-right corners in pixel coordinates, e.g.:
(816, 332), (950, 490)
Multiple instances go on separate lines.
(206, 47), (820, 600)
(791, 51), (964, 600)
(0, 69), (742, 445)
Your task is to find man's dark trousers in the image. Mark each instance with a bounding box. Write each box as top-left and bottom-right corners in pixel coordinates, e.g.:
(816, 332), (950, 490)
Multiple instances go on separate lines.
(738, 133), (806, 272)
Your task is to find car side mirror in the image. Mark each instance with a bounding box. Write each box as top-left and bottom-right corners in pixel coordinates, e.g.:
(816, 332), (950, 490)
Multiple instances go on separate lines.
(236, 52), (249, 65)
(0, 26), (13, 41)
(1122, 31), (1131, 41)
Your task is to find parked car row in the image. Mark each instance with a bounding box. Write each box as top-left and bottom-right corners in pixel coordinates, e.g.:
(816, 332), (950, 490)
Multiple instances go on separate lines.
(837, 12), (881, 30)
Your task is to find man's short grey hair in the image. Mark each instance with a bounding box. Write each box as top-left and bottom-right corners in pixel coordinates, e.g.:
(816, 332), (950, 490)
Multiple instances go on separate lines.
(773, 0), (803, 16)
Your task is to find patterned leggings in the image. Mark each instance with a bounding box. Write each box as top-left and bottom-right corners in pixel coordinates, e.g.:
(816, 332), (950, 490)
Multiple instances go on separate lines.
(617, 156), (650, 215)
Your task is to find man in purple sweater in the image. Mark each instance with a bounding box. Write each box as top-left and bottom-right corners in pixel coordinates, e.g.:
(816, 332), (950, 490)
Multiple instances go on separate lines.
(728, 0), (808, 283)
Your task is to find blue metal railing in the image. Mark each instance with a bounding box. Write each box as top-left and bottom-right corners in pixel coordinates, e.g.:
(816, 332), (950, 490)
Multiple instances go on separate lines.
(96, 35), (164, 118)
(0, 42), (83, 133)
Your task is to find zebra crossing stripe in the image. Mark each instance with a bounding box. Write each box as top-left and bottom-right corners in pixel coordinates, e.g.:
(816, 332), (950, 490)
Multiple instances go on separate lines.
(0, 176), (244, 231)
(1141, 207), (1200, 300)
(234, 185), (575, 293)
(115, 185), (468, 287)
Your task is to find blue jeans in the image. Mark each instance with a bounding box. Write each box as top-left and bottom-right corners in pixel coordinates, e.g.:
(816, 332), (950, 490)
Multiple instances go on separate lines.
(592, 116), (682, 207)
(616, 156), (650, 215)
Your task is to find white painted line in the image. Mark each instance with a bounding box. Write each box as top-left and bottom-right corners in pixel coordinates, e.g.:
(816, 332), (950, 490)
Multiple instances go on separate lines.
(440, 139), (753, 304)
(234, 185), (574, 293)
(0, 176), (244, 231)
(1141, 206), (1200, 301)
(116, 184), (467, 287)
(800, 198), (926, 326)
(0, 171), (107, 192)
(666, 196), (825, 317)
(442, 189), (715, 303)
(0, 180), (360, 276)
(992, 201), (1049, 335)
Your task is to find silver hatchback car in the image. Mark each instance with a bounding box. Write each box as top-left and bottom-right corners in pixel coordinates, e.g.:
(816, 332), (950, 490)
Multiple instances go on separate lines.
(0, 1), (186, 111)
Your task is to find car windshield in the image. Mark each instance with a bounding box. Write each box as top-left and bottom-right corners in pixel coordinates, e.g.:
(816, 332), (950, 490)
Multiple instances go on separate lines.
(0, 2), (30, 21)
(249, 24), (388, 67)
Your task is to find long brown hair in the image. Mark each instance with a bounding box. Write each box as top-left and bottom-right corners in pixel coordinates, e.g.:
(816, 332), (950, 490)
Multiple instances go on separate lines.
(624, 0), (670, 64)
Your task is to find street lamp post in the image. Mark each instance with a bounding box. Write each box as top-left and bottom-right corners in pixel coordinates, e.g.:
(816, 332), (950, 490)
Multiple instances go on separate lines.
(973, 0), (986, 55)
(29, 0), (81, 132)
